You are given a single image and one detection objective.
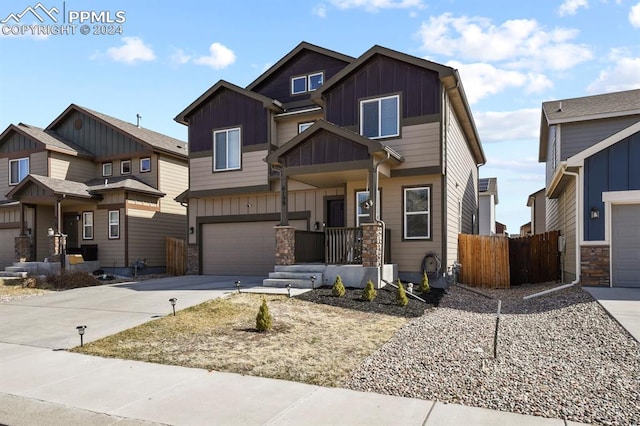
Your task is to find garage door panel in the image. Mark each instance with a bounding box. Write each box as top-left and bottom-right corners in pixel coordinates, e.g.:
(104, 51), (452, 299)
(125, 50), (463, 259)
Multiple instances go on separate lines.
(202, 220), (305, 276)
(0, 229), (19, 269)
(612, 204), (640, 288)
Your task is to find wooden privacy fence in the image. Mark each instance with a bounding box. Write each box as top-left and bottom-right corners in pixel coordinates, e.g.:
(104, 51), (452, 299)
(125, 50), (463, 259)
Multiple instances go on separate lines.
(166, 236), (186, 276)
(458, 231), (561, 288)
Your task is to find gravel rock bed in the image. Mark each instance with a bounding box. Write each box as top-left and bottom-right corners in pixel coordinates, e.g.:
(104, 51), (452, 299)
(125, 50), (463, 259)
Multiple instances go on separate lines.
(340, 283), (640, 425)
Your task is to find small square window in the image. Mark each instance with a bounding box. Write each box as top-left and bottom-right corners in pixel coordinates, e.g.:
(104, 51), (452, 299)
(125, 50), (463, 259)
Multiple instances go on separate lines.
(308, 72), (323, 91)
(140, 157), (151, 173)
(298, 122), (314, 133)
(102, 162), (112, 177)
(121, 160), (131, 175)
(292, 76), (307, 94)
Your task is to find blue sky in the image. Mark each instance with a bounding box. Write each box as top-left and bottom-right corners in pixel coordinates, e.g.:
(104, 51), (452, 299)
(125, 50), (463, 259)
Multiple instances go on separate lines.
(1, 0), (639, 234)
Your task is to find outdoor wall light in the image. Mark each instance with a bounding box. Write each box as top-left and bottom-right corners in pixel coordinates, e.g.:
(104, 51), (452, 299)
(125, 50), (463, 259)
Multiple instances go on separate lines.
(189, 226), (194, 234)
(76, 325), (87, 347)
(287, 283), (292, 298)
(590, 207), (600, 219)
(47, 227), (55, 237)
(235, 280), (241, 293)
(169, 298), (177, 316)
(310, 275), (316, 289)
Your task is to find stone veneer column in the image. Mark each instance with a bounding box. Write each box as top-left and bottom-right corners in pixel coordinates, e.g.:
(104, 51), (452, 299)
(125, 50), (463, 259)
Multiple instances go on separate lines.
(361, 223), (382, 268)
(186, 244), (199, 275)
(48, 234), (65, 262)
(274, 226), (295, 266)
(580, 245), (610, 286)
(15, 236), (31, 262)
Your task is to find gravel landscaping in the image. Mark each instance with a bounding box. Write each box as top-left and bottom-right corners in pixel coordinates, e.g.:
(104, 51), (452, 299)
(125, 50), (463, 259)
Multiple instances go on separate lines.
(340, 282), (640, 426)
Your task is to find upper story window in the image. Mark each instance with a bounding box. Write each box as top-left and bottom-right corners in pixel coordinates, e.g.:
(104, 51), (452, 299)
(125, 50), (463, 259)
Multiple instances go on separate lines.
(9, 158), (29, 185)
(140, 157), (151, 173)
(102, 162), (112, 177)
(121, 160), (131, 175)
(213, 127), (241, 171)
(298, 122), (314, 133)
(404, 186), (430, 240)
(291, 72), (324, 95)
(360, 95), (399, 139)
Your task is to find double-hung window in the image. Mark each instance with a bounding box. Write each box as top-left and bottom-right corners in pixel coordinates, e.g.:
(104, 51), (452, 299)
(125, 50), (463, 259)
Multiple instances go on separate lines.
(356, 190), (381, 226)
(213, 128), (241, 171)
(9, 158), (29, 185)
(108, 210), (119, 239)
(360, 95), (399, 139)
(82, 212), (94, 240)
(102, 162), (112, 177)
(404, 186), (430, 239)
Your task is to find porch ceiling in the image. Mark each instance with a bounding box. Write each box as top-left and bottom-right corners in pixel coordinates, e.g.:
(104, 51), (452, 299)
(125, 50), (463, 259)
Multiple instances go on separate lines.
(289, 168), (370, 187)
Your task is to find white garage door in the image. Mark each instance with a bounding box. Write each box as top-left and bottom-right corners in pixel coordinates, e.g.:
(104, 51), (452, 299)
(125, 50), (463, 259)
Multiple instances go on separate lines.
(201, 220), (306, 276)
(0, 228), (19, 269)
(612, 204), (640, 288)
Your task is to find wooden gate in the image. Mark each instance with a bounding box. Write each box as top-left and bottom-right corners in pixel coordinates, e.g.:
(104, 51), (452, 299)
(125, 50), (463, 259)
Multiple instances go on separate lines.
(166, 237), (186, 276)
(458, 231), (561, 288)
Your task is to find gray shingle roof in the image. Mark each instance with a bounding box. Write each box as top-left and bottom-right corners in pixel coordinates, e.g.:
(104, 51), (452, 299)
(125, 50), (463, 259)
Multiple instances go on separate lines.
(542, 88), (640, 123)
(86, 176), (165, 197)
(479, 177), (498, 203)
(28, 175), (94, 198)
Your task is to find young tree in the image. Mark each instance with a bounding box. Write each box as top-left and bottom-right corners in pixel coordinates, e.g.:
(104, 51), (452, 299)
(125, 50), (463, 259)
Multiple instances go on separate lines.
(362, 279), (377, 301)
(396, 279), (408, 306)
(256, 297), (272, 332)
(332, 275), (346, 297)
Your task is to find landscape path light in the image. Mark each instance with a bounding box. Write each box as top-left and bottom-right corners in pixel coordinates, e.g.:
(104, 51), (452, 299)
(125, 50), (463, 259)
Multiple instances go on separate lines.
(235, 280), (241, 293)
(169, 298), (177, 316)
(76, 325), (87, 347)
(310, 275), (316, 289)
(287, 283), (292, 298)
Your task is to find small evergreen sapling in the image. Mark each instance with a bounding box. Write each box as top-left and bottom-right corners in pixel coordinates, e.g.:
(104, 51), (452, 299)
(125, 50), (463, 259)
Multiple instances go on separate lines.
(332, 275), (346, 297)
(362, 279), (377, 301)
(396, 279), (409, 306)
(256, 297), (272, 332)
(420, 271), (431, 293)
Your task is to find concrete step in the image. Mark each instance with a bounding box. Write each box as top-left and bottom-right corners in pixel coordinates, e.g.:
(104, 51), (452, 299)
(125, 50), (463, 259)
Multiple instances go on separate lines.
(268, 272), (324, 281)
(5, 266), (29, 273)
(273, 264), (326, 273)
(262, 278), (314, 289)
(0, 271), (28, 278)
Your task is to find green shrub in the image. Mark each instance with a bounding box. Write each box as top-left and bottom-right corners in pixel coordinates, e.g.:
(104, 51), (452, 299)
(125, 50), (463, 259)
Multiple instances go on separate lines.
(256, 298), (272, 332)
(332, 275), (346, 297)
(396, 279), (408, 306)
(419, 271), (430, 293)
(362, 279), (377, 301)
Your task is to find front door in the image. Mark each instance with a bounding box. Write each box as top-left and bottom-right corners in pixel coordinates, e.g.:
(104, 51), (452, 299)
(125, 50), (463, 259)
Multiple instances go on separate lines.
(325, 197), (345, 228)
(63, 213), (79, 250)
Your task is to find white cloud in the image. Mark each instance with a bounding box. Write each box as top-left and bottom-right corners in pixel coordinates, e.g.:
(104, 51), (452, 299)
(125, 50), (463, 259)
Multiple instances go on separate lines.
(474, 109), (540, 143)
(313, 3), (327, 17)
(104, 37), (155, 64)
(558, 0), (588, 16)
(194, 42), (236, 70)
(587, 50), (640, 93)
(329, 0), (425, 12)
(416, 13), (593, 72)
(630, 2), (640, 27)
(170, 48), (191, 65)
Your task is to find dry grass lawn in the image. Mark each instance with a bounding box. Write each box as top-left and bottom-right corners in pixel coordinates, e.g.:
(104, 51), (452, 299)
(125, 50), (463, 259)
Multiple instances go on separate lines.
(73, 293), (408, 386)
(0, 278), (50, 300)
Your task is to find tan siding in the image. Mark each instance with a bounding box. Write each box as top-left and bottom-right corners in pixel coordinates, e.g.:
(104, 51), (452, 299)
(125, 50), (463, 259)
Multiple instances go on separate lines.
(49, 152), (95, 181)
(275, 112), (324, 146)
(561, 179), (577, 281)
(0, 158), (9, 202)
(445, 97), (478, 267)
(132, 154), (158, 188)
(30, 151), (48, 176)
(0, 228), (19, 267)
(36, 206), (55, 261)
(190, 150), (268, 191)
(158, 155), (188, 215)
(127, 209), (185, 268)
(385, 122), (440, 170)
(94, 208), (125, 268)
(0, 205), (20, 224)
(546, 197), (560, 232)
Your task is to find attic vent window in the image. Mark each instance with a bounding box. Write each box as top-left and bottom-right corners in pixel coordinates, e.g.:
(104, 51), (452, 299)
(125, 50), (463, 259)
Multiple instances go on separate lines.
(291, 72), (324, 95)
(74, 118), (83, 130)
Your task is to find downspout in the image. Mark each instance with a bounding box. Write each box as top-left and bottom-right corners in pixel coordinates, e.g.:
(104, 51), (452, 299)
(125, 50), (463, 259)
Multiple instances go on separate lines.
(373, 150), (392, 287)
(524, 167), (580, 299)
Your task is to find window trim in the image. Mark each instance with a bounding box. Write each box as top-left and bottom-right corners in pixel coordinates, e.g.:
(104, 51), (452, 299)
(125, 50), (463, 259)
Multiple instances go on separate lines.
(291, 76), (307, 95)
(108, 210), (120, 239)
(213, 127), (242, 172)
(355, 189), (381, 227)
(307, 72), (323, 91)
(140, 157), (151, 173)
(402, 185), (431, 240)
(102, 162), (113, 177)
(291, 71), (324, 95)
(298, 121), (314, 133)
(9, 157), (29, 186)
(120, 160), (131, 175)
(82, 211), (94, 240)
(359, 94), (400, 139)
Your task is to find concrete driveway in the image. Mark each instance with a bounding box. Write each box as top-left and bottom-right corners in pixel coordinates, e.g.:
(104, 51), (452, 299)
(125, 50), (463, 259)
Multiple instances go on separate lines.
(0, 275), (265, 349)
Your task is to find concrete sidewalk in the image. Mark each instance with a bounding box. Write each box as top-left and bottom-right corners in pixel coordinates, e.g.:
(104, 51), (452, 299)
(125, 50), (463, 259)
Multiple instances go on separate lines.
(584, 286), (640, 342)
(0, 276), (593, 425)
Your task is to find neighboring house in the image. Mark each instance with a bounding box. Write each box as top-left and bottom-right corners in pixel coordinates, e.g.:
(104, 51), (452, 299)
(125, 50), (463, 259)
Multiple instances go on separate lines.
(175, 42), (485, 285)
(526, 188), (546, 235)
(0, 104), (188, 275)
(520, 222), (532, 236)
(478, 177), (498, 235)
(539, 88), (640, 287)
(495, 221), (507, 236)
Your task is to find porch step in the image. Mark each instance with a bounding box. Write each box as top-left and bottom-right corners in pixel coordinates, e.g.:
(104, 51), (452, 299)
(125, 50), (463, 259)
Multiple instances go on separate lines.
(262, 278), (316, 289)
(268, 271), (324, 281)
(5, 266), (29, 273)
(273, 264), (326, 273)
(0, 271), (28, 279)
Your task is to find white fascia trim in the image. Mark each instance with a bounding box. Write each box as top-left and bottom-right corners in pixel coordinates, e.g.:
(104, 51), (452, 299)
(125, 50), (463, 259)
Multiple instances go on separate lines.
(275, 107), (322, 118)
(601, 190), (640, 248)
(566, 120), (640, 167)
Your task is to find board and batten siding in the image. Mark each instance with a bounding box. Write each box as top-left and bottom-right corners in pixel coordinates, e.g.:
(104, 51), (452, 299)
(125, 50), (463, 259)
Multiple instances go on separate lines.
(158, 155), (188, 215)
(0, 159), (10, 202)
(275, 112), (323, 147)
(49, 152), (95, 182)
(384, 122), (440, 170)
(30, 151), (48, 176)
(0, 130), (39, 154)
(445, 97), (478, 268)
(189, 150), (268, 192)
(560, 116), (640, 160)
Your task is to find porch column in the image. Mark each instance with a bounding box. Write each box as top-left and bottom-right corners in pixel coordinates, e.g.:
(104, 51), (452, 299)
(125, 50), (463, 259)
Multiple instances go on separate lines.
(274, 226), (295, 265)
(279, 167), (289, 226)
(367, 165), (377, 224)
(361, 223), (382, 268)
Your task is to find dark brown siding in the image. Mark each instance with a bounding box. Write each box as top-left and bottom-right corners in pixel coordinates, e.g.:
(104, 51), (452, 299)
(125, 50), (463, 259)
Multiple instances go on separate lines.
(252, 50), (350, 104)
(283, 130), (369, 167)
(324, 55), (441, 127)
(187, 88), (268, 153)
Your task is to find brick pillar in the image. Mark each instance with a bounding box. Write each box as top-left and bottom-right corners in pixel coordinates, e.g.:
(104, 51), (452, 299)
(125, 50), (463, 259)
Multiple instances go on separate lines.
(48, 234), (65, 262)
(186, 244), (199, 275)
(580, 245), (610, 286)
(15, 236), (32, 262)
(361, 223), (382, 268)
(275, 226), (295, 266)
